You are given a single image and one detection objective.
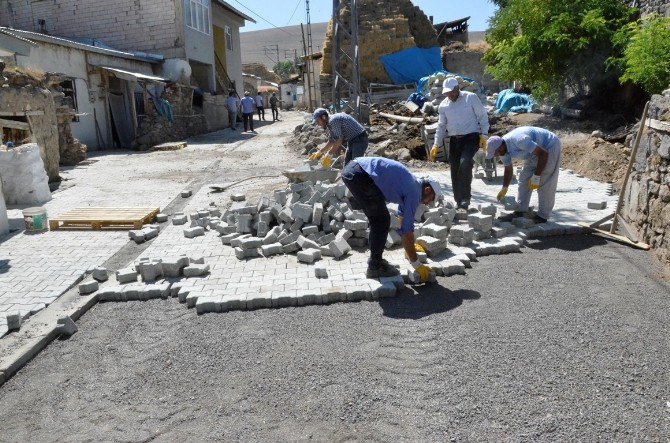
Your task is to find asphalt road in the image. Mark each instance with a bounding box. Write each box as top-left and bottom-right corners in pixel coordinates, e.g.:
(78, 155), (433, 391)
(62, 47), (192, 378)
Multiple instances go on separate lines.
(0, 234), (668, 441)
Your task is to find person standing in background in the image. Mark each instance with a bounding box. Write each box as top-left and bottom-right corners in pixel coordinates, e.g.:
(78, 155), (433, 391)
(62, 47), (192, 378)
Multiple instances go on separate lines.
(240, 91), (256, 133)
(255, 92), (266, 121)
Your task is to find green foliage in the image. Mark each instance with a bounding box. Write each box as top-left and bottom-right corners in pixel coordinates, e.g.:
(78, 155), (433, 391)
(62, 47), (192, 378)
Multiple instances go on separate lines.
(484, 0), (635, 101)
(614, 15), (670, 95)
(273, 60), (297, 80)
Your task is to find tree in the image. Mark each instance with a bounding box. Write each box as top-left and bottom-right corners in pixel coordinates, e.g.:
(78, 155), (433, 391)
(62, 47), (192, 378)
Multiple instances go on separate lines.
(273, 60), (297, 80)
(613, 15), (670, 95)
(483, 0), (635, 101)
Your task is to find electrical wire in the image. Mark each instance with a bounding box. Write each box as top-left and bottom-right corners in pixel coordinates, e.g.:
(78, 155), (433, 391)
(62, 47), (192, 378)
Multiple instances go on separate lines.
(286, 0), (302, 25)
(229, 0), (296, 36)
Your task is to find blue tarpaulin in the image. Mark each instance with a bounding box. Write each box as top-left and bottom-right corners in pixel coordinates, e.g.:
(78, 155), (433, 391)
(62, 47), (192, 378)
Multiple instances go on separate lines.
(494, 88), (534, 114)
(379, 46), (443, 85)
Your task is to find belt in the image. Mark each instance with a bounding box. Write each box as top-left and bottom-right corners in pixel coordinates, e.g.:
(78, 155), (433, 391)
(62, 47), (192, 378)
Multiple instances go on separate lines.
(450, 132), (478, 139)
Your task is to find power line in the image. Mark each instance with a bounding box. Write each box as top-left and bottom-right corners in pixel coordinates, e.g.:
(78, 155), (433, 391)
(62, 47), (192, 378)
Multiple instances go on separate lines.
(286, 0), (302, 25)
(229, 0), (297, 36)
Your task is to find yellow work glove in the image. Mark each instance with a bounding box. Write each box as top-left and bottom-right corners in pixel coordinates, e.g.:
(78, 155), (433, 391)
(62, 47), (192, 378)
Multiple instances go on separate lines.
(497, 187), (508, 201)
(479, 134), (488, 150)
(321, 155), (332, 169)
(309, 151), (323, 161)
(415, 243), (425, 253)
(429, 145), (438, 162)
(411, 260), (433, 282)
(529, 174), (541, 191)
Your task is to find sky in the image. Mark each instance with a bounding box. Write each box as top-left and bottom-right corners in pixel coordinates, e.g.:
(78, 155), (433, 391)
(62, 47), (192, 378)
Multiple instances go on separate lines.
(233, 0), (498, 33)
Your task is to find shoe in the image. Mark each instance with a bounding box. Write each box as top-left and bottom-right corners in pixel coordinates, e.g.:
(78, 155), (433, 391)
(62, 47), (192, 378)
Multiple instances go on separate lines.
(498, 211), (524, 222)
(366, 262), (400, 278)
(532, 215), (547, 224)
(457, 202), (469, 210)
(380, 259), (399, 269)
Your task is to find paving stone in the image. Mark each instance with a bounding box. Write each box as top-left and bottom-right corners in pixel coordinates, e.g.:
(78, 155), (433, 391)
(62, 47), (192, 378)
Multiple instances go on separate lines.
(78, 280), (99, 295)
(320, 245), (333, 257)
(128, 230), (145, 244)
(137, 261), (163, 282)
(405, 269), (437, 284)
(230, 234), (252, 248)
(292, 203), (313, 223)
(347, 237), (368, 248)
(473, 230), (492, 241)
(6, 312), (22, 331)
(283, 241), (301, 254)
(156, 213), (169, 223)
(229, 202), (258, 215)
(274, 190), (287, 205)
(236, 214), (253, 233)
(414, 204), (429, 222)
(378, 275), (405, 289)
(422, 223), (449, 240)
(220, 294), (247, 312)
(262, 226), (282, 245)
(468, 213), (494, 231)
(183, 264), (211, 277)
(344, 220), (368, 230)
(231, 193), (246, 202)
(513, 217), (535, 228)
(92, 267), (108, 282)
(279, 231), (300, 246)
(416, 236), (446, 256)
(315, 267), (328, 278)
(373, 281), (397, 299)
(319, 233), (336, 246)
(161, 256), (189, 277)
(172, 214), (188, 225)
(297, 235), (320, 250)
(289, 219), (304, 233)
(247, 292), (273, 309)
(215, 223), (237, 235)
(297, 249), (321, 263)
(302, 224), (319, 236)
(141, 226), (159, 240)
(385, 230), (402, 248)
(195, 296), (219, 314)
(235, 247), (260, 259)
(353, 229), (368, 238)
(184, 227), (205, 238)
(261, 242), (284, 257)
(238, 237), (263, 250)
(271, 291), (298, 308)
(479, 204), (497, 216)
(57, 315), (78, 337)
(587, 201), (607, 210)
(491, 226), (507, 238)
(116, 268), (138, 284)
(312, 202), (324, 224)
(181, 190), (192, 198)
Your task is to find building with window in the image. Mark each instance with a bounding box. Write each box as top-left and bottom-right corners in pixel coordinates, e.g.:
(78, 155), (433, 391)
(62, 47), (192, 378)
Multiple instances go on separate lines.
(0, 0), (254, 95)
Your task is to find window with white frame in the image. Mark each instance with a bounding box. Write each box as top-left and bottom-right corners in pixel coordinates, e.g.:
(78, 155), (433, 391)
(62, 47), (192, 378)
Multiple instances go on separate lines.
(184, 0), (210, 35)
(225, 26), (233, 50)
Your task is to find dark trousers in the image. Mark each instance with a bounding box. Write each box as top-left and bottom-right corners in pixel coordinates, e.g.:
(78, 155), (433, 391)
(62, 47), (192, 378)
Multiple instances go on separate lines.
(242, 112), (254, 132)
(449, 132), (479, 208)
(341, 161), (389, 267)
(257, 106), (265, 120)
(343, 131), (368, 166)
(271, 106), (278, 120)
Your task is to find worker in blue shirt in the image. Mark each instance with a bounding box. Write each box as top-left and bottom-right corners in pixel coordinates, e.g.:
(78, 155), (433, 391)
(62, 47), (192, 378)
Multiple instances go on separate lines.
(240, 91), (256, 133)
(341, 157), (442, 281)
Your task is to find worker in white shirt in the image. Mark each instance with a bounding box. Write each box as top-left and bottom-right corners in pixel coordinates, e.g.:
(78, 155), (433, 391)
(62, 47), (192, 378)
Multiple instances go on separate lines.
(255, 92), (265, 121)
(486, 126), (562, 223)
(225, 91), (240, 130)
(429, 77), (489, 210)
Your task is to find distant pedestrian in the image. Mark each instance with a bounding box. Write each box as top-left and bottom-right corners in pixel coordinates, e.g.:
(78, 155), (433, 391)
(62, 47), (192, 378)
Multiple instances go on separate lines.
(225, 91), (240, 130)
(240, 91), (255, 132)
(430, 77), (489, 210)
(269, 92), (279, 121)
(255, 92), (265, 121)
(309, 108), (368, 167)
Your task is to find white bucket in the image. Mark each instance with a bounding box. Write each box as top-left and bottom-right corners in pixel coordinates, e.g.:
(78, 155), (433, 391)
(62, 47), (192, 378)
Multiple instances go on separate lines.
(22, 206), (48, 232)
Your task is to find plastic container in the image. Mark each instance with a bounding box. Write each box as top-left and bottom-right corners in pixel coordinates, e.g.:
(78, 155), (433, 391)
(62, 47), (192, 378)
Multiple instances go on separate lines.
(22, 206), (48, 232)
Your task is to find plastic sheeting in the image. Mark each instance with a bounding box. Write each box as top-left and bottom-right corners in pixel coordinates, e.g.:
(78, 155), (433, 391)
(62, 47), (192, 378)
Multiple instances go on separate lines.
(379, 46), (443, 85)
(0, 143), (52, 205)
(494, 88), (534, 114)
(416, 70), (479, 95)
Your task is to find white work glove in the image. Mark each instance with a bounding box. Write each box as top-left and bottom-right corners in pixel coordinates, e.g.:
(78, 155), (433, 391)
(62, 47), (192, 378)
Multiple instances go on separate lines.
(529, 174), (541, 191)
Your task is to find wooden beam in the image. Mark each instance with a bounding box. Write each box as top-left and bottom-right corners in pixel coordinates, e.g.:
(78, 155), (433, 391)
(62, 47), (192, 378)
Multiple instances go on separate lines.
(578, 223), (650, 250)
(0, 118), (29, 131)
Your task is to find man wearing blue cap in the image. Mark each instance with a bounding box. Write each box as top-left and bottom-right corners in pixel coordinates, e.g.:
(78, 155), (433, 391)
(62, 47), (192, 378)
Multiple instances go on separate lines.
(309, 108), (368, 167)
(486, 126), (562, 223)
(341, 157), (442, 281)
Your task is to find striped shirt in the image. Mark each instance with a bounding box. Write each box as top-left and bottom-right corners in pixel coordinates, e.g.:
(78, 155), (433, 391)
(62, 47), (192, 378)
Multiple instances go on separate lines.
(327, 113), (365, 142)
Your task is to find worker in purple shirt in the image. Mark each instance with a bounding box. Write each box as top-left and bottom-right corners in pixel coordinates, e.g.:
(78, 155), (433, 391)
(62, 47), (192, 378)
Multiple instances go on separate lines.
(309, 108), (368, 168)
(341, 157), (442, 281)
(239, 91), (256, 133)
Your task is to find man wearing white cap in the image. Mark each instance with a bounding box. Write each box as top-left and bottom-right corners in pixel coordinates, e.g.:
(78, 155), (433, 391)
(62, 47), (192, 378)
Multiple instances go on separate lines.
(341, 157), (442, 281)
(309, 108), (368, 168)
(486, 126), (562, 223)
(430, 77), (489, 210)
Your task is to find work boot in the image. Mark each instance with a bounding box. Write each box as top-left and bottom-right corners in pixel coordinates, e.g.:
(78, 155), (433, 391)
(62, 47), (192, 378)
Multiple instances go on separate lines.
(498, 211), (524, 222)
(532, 214), (547, 224)
(366, 261), (400, 278)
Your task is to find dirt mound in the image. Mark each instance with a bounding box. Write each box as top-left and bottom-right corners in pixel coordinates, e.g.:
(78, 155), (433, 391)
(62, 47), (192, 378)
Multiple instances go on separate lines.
(561, 137), (631, 190)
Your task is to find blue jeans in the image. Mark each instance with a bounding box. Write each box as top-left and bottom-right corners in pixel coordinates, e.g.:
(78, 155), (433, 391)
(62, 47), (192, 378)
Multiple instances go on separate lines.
(341, 161), (389, 267)
(449, 132), (479, 208)
(344, 131), (368, 166)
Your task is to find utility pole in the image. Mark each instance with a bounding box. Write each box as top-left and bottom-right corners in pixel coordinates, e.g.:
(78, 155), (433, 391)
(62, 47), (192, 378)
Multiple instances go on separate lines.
(301, 23), (314, 112)
(331, 0), (360, 120)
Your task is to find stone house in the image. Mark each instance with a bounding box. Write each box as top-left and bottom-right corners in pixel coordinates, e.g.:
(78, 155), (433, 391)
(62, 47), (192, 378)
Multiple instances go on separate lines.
(0, 0), (254, 95)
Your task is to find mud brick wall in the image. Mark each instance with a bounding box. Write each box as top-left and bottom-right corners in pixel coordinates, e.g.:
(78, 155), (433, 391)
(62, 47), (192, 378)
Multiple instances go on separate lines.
(623, 91), (670, 263)
(0, 0), (182, 55)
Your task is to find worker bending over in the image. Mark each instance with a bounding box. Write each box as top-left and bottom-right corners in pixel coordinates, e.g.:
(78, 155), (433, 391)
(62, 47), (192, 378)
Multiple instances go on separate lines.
(486, 126), (562, 223)
(310, 108), (368, 168)
(341, 157), (441, 281)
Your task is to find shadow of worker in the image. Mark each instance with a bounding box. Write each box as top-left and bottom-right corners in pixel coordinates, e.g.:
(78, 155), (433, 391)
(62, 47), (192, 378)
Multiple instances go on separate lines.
(379, 285), (481, 320)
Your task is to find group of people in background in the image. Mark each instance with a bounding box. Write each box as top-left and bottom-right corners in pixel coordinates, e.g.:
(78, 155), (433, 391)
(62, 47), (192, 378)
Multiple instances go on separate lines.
(225, 90), (280, 133)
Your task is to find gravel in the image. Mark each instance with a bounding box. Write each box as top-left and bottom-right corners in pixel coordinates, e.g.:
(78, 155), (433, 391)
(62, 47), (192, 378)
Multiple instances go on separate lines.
(0, 235), (668, 441)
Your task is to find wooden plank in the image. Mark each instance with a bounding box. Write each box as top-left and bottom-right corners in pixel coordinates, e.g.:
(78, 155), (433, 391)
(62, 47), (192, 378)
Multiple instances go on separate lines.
(578, 223), (650, 250)
(0, 118), (29, 131)
(616, 215), (639, 243)
(589, 212), (615, 228)
(50, 207), (159, 231)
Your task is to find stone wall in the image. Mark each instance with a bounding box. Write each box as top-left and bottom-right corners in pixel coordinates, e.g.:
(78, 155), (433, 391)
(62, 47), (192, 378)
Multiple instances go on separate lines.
(0, 85), (60, 182)
(622, 91), (670, 263)
(629, 0), (670, 17)
(442, 49), (509, 93)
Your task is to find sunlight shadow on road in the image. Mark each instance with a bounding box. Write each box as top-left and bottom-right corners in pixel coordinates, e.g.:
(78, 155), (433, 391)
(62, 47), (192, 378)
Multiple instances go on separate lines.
(378, 286), (481, 319)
